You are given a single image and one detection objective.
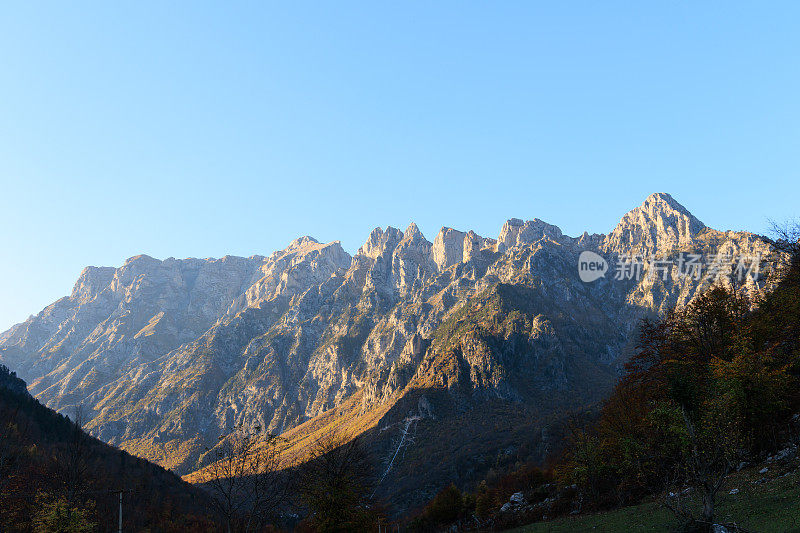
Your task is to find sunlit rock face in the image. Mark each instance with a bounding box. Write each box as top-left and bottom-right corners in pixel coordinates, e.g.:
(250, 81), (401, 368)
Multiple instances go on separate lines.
(603, 192), (706, 255)
(392, 223), (436, 296)
(0, 193), (782, 475)
(496, 218), (564, 252)
(432, 227), (466, 270)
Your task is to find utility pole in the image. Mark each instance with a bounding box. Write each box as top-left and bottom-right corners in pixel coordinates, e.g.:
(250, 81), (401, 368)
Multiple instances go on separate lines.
(109, 489), (124, 532)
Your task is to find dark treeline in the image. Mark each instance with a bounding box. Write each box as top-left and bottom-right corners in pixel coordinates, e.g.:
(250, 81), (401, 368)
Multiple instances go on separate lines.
(0, 371), (214, 532)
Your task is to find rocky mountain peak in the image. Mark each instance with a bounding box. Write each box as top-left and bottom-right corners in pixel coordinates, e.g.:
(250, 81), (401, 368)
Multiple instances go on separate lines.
(283, 235), (320, 252)
(604, 192), (705, 254)
(402, 222), (425, 242)
(463, 230), (496, 262)
(391, 223), (435, 295)
(71, 266), (115, 302)
(496, 218), (564, 252)
(432, 227), (467, 270)
(357, 227), (404, 260)
(644, 192), (694, 213)
(267, 237), (348, 269)
(126, 253), (163, 264)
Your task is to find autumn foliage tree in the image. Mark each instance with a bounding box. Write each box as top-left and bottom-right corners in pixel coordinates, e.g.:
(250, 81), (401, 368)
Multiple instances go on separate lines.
(203, 424), (290, 533)
(564, 277), (798, 531)
(297, 434), (382, 533)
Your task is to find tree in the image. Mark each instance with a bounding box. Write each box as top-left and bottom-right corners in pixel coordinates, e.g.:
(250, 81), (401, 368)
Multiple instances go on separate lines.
(0, 405), (19, 493)
(57, 406), (92, 509)
(0, 366), (28, 503)
(203, 424), (289, 533)
(408, 484), (467, 531)
(564, 286), (782, 528)
(0, 397), (26, 531)
(297, 433), (381, 532)
(640, 289), (744, 528)
(768, 219), (800, 259)
(629, 286), (783, 531)
(32, 495), (95, 533)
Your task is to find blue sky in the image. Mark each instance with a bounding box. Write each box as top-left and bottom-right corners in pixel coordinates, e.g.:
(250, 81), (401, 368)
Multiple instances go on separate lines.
(1, 2), (798, 331)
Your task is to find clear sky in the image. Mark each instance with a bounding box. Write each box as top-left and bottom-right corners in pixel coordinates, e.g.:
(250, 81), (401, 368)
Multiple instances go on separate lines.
(1, 2), (798, 332)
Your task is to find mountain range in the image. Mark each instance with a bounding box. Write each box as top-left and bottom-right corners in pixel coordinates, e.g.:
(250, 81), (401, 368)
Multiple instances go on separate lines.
(0, 193), (782, 512)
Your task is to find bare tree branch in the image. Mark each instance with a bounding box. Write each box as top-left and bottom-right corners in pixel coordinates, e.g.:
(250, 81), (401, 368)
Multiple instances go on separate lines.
(203, 424), (290, 533)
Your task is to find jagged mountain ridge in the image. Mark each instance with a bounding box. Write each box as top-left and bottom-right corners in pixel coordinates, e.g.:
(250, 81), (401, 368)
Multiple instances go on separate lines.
(0, 194), (780, 486)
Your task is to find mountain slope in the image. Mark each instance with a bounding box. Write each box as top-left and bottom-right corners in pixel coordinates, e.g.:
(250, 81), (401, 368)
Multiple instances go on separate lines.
(0, 364), (212, 530)
(0, 193), (783, 511)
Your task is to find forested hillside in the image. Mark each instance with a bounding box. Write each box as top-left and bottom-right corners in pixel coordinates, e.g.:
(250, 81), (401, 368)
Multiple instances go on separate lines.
(0, 365), (214, 531)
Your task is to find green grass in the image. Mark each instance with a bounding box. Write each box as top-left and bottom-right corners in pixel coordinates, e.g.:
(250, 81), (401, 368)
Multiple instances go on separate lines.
(508, 467), (800, 532)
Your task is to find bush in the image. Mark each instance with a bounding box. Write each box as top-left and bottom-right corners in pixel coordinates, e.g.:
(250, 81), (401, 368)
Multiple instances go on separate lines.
(408, 484), (469, 531)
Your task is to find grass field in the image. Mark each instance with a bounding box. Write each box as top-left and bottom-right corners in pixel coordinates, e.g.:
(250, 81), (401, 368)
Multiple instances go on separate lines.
(508, 465), (800, 532)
